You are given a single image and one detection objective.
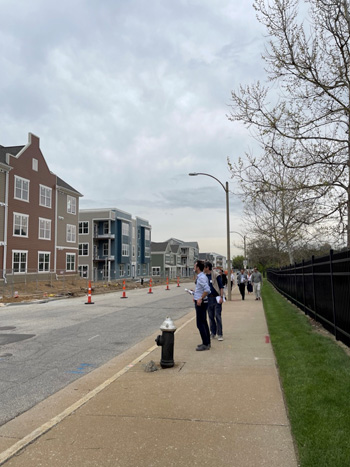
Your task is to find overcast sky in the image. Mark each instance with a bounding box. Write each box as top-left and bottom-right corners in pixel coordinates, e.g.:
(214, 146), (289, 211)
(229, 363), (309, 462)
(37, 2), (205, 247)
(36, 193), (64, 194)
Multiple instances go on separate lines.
(0, 0), (266, 257)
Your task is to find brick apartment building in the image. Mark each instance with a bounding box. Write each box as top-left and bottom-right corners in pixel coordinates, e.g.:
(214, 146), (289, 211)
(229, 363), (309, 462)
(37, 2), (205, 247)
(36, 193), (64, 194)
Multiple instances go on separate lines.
(0, 133), (82, 279)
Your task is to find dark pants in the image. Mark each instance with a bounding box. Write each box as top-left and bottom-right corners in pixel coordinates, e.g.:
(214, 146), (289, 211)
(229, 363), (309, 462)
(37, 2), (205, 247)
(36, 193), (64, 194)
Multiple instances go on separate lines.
(208, 296), (223, 337)
(239, 283), (246, 300)
(195, 300), (210, 346)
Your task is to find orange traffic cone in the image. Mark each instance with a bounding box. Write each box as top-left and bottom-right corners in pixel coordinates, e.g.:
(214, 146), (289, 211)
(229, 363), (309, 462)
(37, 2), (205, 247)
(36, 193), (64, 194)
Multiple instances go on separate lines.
(165, 277), (170, 291)
(121, 280), (128, 299)
(85, 281), (94, 304)
(148, 278), (153, 294)
(177, 277), (180, 287)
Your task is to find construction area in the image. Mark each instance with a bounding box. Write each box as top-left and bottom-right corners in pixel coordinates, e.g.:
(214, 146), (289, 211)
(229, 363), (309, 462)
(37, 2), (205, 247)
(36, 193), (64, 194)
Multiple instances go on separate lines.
(0, 275), (184, 304)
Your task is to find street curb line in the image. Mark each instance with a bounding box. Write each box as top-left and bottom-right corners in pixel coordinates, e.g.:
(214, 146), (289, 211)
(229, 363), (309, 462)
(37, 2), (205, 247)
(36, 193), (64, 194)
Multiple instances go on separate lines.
(0, 315), (195, 466)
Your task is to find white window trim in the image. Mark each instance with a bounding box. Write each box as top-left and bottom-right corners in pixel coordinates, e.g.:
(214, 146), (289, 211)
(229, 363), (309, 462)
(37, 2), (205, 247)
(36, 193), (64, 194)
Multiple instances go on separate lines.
(66, 224), (77, 243)
(38, 251), (51, 273)
(78, 265), (89, 278)
(67, 195), (77, 215)
(12, 250), (28, 274)
(122, 222), (130, 236)
(79, 243), (89, 256)
(39, 185), (52, 208)
(79, 221), (89, 235)
(14, 176), (30, 202)
(122, 243), (130, 256)
(39, 217), (51, 240)
(66, 253), (76, 272)
(13, 212), (29, 237)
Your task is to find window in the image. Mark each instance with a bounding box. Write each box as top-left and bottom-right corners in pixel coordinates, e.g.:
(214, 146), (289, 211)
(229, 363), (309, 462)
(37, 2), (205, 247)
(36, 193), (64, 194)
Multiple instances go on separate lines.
(66, 253), (75, 271)
(103, 243), (109, 256)
(39, 218), (51, 240)
(152, 267), (161, 276)
(103, 222), (109, 234)
(66, 224), (76, 242)
(13, 251), (27, 273)
(145, 229), (151, 241)
(13, 213), (28, 237)
(145, 246), (150, 257)
(79, 221), (89, 234)
(79, 243), (89, 256)
(132, 245), (136, 258)
(39, 185), (52, 208)
(38, 252), (50, 272)
(78, 265), (88, 278)
(122, 243), (129, 256)
(142, 264), (147, 274)
(32, 158), (38, 171)
(14, 176), (29, 201)
(132, 226), (136, 238)
(122, 222), (129, 236)
(119, 264), (125, 276)
(127, 264), (130, 276)
(67, 195), (76, 214)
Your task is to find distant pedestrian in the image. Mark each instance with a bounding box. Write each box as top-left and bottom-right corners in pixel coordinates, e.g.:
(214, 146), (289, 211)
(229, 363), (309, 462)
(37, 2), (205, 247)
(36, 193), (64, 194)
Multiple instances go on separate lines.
(236, 269), (247, 300)
(251, 267), (263, 300)
(193, 260), (211, 351)
(221, 270), (227, 287)
(247, 270), (253, 294)
(230, 270), (235, 289)
(204, 262), (224, 341)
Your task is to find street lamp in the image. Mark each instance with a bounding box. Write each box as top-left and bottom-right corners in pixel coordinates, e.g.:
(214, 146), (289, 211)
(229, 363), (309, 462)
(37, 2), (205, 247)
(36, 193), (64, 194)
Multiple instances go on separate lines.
(231, 231), (247, 266)
(189, 172), (231, 301)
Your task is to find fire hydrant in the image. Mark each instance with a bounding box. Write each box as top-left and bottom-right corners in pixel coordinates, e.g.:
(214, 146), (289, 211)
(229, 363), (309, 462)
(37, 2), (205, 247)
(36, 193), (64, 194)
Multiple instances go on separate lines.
(155, 317), (177, 369)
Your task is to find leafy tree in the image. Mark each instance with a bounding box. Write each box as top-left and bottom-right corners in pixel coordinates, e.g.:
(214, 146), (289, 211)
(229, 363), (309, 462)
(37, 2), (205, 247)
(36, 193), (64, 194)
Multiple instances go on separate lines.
(231, 255), (245, 270)
(228, 0), (350, 246)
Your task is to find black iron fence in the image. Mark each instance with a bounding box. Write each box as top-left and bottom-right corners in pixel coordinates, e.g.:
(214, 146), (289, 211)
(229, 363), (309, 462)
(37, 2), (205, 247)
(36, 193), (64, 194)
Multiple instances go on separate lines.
(267, 249), (350, 347)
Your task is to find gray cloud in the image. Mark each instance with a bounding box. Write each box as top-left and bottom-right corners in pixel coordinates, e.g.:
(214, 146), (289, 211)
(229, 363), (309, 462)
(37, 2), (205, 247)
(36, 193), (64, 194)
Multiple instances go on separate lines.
(0, 0), (265, 255)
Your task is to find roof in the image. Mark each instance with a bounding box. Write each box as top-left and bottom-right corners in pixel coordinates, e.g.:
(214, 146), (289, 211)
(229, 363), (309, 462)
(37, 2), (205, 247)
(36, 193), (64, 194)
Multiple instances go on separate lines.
(151, 241), (170, 252)
(56, 176), (83, 196)
(0, 145), (25, 165)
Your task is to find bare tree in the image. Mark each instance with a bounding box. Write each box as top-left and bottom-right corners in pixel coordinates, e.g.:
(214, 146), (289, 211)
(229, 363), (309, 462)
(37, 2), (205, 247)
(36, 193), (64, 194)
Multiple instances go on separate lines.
(229, 149), (320, 263)
(228, 0), (350, 245)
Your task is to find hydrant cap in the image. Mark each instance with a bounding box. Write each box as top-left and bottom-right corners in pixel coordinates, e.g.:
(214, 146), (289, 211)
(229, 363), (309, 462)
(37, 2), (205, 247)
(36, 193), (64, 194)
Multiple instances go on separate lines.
(160, 316), (177, 331)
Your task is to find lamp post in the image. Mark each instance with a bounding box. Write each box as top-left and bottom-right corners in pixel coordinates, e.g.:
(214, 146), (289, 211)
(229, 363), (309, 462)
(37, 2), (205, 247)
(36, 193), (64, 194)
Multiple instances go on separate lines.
(189, 172), (231, 301)
(230, 231), (247, 266)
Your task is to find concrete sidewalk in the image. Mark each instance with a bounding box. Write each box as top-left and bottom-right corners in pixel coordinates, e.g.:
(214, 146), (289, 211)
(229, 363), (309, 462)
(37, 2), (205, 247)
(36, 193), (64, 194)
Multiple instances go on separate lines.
(0, 287), (298, 466)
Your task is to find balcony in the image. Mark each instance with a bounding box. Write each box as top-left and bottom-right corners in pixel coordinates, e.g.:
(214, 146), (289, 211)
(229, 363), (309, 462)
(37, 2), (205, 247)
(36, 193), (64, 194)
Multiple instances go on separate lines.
(93, 255), (115, 261)
(94, 233), (115, 239)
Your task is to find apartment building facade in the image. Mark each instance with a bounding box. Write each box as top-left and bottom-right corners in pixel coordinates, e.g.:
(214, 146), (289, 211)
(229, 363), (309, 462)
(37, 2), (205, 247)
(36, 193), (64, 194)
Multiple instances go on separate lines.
(78, 209), (151, 281)
(198, 252), (227, 270)
(0, 133), (82, 279)
(151, 238), (199, 278)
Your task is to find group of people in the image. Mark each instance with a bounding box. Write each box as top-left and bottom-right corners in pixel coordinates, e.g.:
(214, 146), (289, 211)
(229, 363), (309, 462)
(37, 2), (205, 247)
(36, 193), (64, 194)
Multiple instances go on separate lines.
(236, 268), (263, 301)
(192, 261), (263, 352)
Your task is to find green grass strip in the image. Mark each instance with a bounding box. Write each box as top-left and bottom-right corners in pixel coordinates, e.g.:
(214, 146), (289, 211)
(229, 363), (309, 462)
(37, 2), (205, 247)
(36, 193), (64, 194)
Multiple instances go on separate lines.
(262, 281), (350, 467)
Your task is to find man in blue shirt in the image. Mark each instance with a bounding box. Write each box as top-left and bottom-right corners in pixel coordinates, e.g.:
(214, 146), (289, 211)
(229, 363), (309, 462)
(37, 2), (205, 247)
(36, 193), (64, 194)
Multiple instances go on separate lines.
(193, 260), (211, 351)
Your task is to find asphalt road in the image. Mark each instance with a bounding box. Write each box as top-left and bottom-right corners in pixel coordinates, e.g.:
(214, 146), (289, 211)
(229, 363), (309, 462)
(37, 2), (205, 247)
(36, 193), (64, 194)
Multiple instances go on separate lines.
(0, 282), (194, 426)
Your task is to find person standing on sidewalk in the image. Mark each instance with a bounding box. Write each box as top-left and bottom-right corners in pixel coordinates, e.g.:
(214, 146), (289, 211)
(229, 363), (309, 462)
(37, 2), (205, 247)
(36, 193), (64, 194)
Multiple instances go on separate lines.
(204, 262), (224, 341)
(193, 260), (211, 351)
(251, 267), (263, 300)
(237, 268), (247, 300)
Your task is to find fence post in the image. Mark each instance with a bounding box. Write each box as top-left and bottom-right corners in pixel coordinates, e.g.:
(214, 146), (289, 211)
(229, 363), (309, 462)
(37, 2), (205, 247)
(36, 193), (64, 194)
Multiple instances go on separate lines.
(294, 262), (297, 305)
(311, 255), (317, 321)
(302, 259), (307, 315)
(329, 249), (338, 340)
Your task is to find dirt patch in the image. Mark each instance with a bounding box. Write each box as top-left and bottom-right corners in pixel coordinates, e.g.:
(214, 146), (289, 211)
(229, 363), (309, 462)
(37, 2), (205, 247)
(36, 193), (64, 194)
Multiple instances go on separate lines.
(0, 278), (183, 304)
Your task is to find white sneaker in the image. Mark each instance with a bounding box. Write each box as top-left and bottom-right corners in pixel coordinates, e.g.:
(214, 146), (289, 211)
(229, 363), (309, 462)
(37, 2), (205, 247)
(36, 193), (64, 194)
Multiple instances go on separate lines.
(210, 334), (217, 339)
(217, 336), (223, 341)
